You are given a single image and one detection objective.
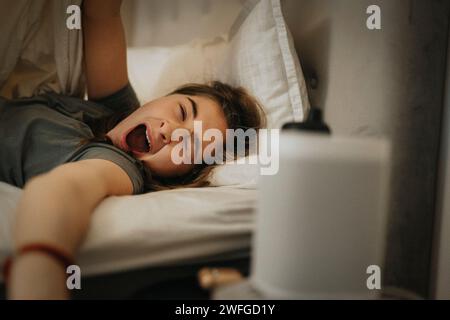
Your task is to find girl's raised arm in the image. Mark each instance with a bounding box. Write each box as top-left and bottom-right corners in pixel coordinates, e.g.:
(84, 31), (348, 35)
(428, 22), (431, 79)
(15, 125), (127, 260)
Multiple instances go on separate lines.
(82, 0), (129, 99)
(8, 159), (133, 299)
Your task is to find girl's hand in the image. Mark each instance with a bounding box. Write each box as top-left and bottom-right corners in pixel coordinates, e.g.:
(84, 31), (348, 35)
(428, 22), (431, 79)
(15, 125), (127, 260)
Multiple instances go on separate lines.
(82, 0), (129, 100)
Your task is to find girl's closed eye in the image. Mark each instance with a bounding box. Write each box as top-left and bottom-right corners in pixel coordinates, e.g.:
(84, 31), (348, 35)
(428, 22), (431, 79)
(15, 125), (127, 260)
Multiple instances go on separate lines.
(179, 104), (187, 121)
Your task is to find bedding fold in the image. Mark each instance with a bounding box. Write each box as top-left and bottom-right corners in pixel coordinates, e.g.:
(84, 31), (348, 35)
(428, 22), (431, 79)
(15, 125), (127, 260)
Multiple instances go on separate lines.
(0, 0), (84, 99)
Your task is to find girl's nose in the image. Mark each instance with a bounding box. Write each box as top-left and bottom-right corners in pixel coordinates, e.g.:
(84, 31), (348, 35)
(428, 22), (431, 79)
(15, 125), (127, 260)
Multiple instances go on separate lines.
(159, 120), (173, 145)
(159, 119), (193, 146)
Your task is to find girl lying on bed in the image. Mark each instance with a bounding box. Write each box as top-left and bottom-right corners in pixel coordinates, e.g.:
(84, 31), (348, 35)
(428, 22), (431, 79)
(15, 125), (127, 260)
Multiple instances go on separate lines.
(1, 0), (265, 299)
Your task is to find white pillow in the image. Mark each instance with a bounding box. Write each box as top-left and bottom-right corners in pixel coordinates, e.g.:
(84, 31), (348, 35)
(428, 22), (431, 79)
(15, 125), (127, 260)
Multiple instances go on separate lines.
(127, 0), (310, 129)
(208, 154), (261, 188)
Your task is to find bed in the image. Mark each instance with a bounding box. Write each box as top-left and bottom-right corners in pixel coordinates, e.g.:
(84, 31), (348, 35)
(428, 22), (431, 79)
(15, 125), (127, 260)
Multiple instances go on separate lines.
(0, 0), (309, 299)
(0, 182), (256, 299)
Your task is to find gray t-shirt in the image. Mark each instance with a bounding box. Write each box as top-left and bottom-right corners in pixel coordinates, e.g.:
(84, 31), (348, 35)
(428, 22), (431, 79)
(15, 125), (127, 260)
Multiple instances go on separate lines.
(0, 84), (147, 194)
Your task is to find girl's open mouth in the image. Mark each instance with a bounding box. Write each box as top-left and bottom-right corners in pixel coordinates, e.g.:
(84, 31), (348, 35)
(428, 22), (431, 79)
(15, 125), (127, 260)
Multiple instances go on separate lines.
(125, 124), (152, 154)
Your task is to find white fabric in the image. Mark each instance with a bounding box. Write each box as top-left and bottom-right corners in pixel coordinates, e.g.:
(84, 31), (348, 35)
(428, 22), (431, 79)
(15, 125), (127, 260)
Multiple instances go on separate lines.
(128, 0), (310, 129)
(0, 0), (84, 99)
(208, 155), (261, 188)
(0, 182), (255, 280)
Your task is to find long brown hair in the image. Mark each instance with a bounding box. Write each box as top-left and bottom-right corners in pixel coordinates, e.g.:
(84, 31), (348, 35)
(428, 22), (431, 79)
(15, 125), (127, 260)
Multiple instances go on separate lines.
(86, 81), (266, 191)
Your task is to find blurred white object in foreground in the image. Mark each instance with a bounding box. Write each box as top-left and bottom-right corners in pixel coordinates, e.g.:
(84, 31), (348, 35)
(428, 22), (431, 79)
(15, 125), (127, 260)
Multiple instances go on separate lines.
(252, 131), (391, 299)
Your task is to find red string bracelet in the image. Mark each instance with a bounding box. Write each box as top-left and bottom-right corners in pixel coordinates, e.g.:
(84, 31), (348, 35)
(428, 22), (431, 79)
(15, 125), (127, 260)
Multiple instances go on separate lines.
(2, 243), (75, 285)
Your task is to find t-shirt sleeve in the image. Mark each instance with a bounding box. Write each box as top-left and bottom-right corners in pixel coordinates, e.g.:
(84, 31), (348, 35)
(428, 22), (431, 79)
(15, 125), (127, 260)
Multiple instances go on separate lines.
(90, 83), (140, 113)
(67, 142), (147, 195)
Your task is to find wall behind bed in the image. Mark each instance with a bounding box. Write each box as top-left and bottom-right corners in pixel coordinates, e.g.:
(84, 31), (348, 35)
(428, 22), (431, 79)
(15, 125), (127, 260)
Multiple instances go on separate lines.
(282, 0), (450, 298)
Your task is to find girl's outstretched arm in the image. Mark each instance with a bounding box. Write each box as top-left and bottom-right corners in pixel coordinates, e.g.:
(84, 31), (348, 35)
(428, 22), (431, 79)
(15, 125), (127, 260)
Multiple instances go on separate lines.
(82, 0), (129, 99)
(8, 159), (133, 299)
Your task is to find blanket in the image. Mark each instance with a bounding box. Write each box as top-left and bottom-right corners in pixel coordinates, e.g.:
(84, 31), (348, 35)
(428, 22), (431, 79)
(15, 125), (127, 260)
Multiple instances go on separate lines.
(0, 0), (84, 98)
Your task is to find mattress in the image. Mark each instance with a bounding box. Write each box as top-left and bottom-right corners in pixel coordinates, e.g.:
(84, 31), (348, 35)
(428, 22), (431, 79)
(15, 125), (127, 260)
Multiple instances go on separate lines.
(0, 182), (256, 282)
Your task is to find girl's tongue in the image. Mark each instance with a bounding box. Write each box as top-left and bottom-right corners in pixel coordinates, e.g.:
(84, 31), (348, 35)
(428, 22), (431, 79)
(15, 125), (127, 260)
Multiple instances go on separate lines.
(126, 124), (149, 153)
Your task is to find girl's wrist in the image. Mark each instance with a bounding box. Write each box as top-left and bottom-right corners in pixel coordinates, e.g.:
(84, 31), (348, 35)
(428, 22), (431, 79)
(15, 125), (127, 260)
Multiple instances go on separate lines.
(4, 243), (76, 299)
(8, 253), (70, 299)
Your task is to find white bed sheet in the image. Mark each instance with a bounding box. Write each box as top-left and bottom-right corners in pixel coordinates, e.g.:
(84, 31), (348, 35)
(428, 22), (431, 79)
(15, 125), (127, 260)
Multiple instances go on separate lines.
(0, 182), (256, 280)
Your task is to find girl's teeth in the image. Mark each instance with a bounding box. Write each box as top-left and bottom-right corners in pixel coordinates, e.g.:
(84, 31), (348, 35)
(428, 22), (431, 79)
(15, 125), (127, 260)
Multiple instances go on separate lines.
(146, 130), (151, 150)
